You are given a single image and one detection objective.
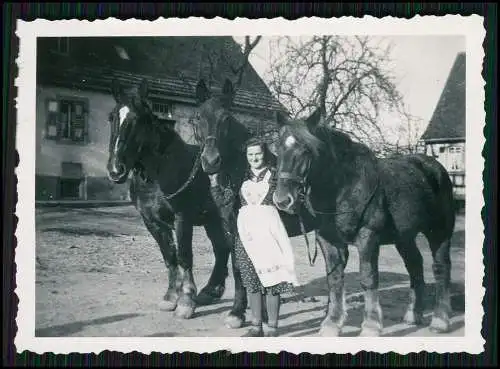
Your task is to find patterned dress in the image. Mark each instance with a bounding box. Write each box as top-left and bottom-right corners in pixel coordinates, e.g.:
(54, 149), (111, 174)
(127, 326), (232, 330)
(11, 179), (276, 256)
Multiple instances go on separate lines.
(233, 166), (300, 296)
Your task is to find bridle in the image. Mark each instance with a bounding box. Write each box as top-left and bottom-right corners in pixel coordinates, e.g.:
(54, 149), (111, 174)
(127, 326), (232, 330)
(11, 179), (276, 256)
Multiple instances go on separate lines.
(276, 156), (319, 266)
(109, 105), (203, 201)
(202, 110), (231, 154)
(275, 126), (381, 266)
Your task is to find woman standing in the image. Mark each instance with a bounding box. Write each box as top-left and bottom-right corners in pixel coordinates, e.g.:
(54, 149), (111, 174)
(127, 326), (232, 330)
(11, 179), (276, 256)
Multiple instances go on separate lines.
(232, 136), (301, 337)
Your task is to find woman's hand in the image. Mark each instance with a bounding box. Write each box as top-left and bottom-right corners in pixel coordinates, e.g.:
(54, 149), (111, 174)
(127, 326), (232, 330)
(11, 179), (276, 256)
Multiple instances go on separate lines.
(208, 173), (219, 188)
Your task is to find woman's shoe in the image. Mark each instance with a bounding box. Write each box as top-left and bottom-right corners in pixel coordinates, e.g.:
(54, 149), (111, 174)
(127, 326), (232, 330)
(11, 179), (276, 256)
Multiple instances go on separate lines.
(242, 325), (264, 337)
(263, 323), (279, 337)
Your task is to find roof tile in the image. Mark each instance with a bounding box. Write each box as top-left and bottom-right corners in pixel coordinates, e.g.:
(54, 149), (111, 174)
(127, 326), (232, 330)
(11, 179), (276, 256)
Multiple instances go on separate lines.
(37, 36), (287, 114)
(421, 52), (466, 141)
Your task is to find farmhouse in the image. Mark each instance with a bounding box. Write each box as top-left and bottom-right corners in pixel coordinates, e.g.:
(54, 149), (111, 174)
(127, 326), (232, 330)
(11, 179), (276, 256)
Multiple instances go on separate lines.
(419, 52), (466, 203)
(35, 36), (284, 202)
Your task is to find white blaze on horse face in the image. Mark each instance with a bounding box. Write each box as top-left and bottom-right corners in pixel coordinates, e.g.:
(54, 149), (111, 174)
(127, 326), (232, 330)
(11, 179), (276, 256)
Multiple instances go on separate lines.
(112, 105), (130, 164)
(285, 135), (296, 148)
(119, 106), (130, 127)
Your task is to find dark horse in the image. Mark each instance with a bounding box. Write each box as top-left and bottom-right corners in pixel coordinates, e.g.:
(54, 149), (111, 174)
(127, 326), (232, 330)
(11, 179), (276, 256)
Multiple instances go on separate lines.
(271, 109), (456, 336)
(194, 78), (317, 325)
(194, 78), (316, 236)
(106, 78), (247, 327)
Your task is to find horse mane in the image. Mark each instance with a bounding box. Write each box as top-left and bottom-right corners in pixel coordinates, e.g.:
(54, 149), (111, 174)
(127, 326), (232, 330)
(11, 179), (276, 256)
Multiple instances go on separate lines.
(284, 120), (326, 157)
(284, 118), (375, 168)
(136, 108), (180, 157)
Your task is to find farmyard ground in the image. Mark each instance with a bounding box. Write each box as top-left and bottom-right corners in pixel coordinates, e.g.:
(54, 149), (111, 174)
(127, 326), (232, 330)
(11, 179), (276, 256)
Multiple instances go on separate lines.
(34, 205), (465, 338)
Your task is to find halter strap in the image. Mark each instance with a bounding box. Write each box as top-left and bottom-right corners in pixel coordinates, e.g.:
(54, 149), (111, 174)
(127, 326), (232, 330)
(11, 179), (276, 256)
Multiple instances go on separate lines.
(277, 171), (307, 185)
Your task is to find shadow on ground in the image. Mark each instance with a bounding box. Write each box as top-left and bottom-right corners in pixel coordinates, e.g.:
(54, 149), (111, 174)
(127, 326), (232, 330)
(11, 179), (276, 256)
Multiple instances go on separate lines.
(279, 271), (465, 337)
(35, 313), (143, 337)
(42, 227), (127, 238)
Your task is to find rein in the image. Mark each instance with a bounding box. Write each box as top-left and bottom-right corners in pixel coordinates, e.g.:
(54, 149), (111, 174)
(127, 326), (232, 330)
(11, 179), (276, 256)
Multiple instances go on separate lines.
(298, 209), (318, 267)
(275, 172), (318, 266)
(132, 115), (204, 202)
(160, 148), (203, 201)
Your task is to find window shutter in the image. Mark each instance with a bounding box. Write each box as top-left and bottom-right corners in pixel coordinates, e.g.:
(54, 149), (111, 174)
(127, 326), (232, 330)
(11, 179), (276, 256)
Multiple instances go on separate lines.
(71, 101), (86, 142)
(46, 99), (60, 139)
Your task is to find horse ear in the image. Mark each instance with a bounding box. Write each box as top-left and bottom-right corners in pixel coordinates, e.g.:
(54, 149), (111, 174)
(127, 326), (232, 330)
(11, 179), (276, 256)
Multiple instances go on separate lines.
(196, 79), (210, 104)
(221, 78), (235, 107)
(305, 108), (322, 129)
(275, 110), (288, 127)
(111, 79), (123, 103)
(139, 78), (149, 100)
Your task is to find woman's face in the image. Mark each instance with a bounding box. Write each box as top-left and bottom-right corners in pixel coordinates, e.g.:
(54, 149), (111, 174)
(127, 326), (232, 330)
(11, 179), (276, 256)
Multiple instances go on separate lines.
(246, 144), (265, 170)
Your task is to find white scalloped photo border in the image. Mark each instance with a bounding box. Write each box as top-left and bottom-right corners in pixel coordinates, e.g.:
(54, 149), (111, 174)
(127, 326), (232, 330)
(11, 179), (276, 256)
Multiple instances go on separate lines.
(14, 15), (486, 355)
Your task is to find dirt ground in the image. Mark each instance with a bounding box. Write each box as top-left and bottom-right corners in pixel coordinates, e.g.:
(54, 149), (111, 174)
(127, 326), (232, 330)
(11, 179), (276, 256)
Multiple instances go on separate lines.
(34, 205), (465, 338)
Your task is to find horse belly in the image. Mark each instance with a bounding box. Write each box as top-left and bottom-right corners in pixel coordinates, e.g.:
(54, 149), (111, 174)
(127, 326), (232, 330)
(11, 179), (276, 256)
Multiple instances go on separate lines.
(381, 163), (443, 236)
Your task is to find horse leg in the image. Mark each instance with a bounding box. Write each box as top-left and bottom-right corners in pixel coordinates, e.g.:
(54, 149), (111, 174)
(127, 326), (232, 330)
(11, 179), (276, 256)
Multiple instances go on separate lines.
(205, 183), (248, 328)
(395, 238), (426, 326)
(200, 211), (247, 328)
(173, 214), (197, 319)
(316, 231), (349, 337)
(428, 238), (452, 333)
(197, 216), (230, 305)
(141, 214), (179, 312)
(357, 227), (384, 337)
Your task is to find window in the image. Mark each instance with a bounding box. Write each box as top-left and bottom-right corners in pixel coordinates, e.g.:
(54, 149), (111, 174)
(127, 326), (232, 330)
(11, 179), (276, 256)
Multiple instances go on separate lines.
(449, 145), (464, 171)
(454, 174), (465, 187)
(449, 146), (463, 154)
(45, 97), (89, 143)
(152, 100), (175, 121)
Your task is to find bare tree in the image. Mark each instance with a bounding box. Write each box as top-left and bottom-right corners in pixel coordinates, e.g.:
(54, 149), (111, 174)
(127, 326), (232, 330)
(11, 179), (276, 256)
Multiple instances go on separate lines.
(394, 112), (425, 155)
(177, 36), (262, 144)
(267, 36), (418, 155)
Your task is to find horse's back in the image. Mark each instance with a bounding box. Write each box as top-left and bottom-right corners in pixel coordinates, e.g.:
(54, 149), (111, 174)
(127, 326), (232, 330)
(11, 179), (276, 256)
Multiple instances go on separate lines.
(379, 153), (455, 239)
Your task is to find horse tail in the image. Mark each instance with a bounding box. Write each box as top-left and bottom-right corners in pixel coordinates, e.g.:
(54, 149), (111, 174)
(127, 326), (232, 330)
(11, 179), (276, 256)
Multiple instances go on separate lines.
(410, 154), (456, 239)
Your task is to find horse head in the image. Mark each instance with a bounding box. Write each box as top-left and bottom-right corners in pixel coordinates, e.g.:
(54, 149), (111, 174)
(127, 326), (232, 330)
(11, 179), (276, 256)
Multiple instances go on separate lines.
(272, 108), (326, 214)
(195, 78), (250, 177)
(107, 78), (161, 184)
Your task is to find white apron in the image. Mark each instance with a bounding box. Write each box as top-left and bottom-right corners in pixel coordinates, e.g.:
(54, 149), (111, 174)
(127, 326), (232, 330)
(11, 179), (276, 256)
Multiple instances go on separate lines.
(237, 169), (301, 288)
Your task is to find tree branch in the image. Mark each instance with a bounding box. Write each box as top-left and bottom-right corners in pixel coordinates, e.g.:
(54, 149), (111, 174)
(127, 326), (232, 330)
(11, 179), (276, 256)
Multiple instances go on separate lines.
(268, 36), (414, 156)
(231, 36), (262, 88)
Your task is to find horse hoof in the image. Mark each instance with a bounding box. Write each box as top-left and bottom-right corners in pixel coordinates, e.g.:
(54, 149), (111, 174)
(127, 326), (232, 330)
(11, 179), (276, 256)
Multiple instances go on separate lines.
(360, 321), (383, 337)
(403, 310), (424, 326)
(158, 299), (177, 312)
(359, 327), (382, 337)
(318, 319), (341, 337)
(429, 316), (450, 333)
(175, 304), (196, 319)
(224, 313), (245, 329)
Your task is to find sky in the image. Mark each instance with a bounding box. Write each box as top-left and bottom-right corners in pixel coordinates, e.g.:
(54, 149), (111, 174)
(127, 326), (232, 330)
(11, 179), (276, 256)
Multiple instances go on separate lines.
(233, 35), (465, 145)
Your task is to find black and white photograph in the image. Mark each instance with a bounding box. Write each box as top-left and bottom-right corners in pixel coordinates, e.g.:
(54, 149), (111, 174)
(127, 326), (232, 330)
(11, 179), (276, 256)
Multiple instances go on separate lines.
(14, 16), (485, 354)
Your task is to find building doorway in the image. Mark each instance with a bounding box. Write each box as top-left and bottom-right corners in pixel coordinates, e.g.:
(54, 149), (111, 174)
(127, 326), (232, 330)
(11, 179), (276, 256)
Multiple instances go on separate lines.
(60, 162), (85, 200)
(60, 178), (82, 199)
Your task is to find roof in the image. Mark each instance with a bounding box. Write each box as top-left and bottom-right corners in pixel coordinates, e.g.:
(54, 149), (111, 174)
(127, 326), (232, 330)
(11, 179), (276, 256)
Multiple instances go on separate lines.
(420, 52), (466, 142)
(36, 36), (287, 115)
